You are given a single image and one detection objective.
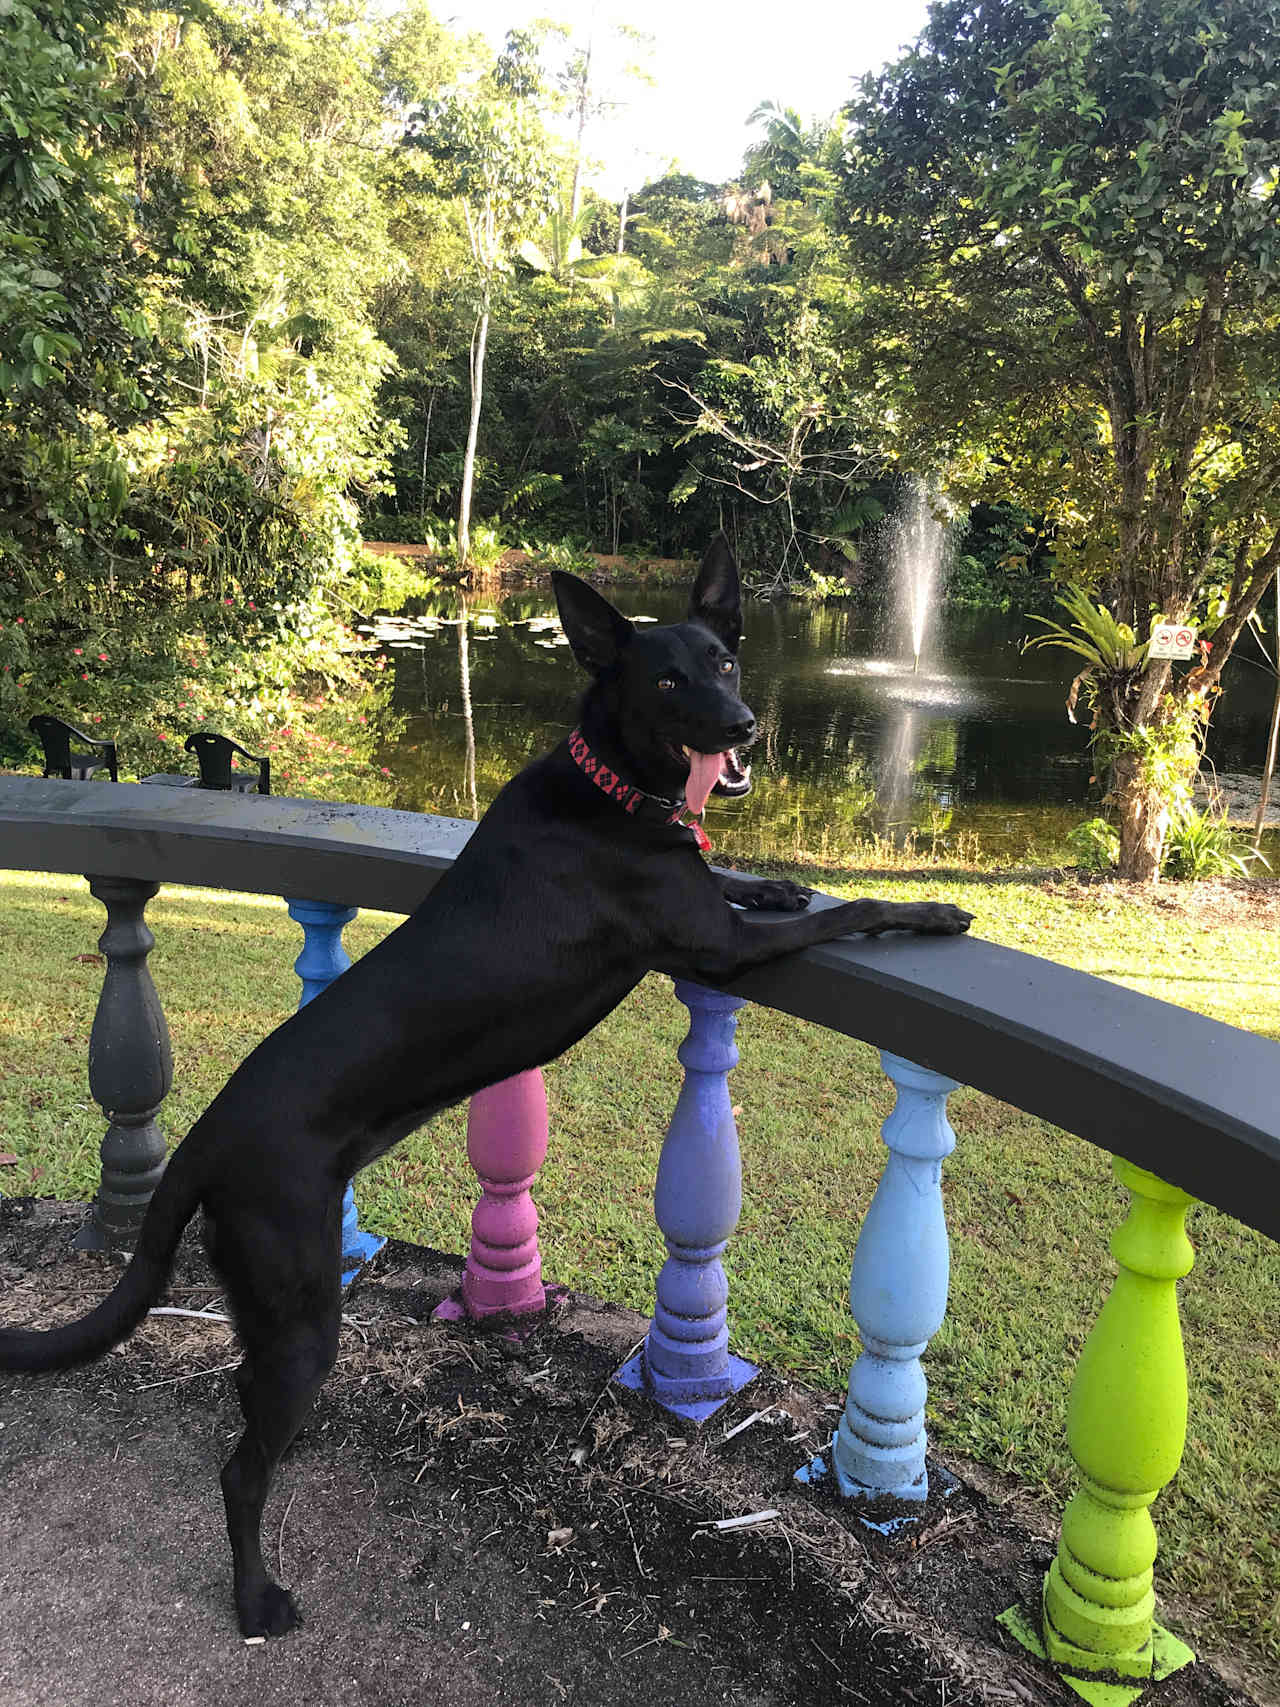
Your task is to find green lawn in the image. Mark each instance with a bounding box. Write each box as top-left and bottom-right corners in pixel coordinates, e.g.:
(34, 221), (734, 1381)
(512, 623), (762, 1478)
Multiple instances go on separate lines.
(0, 861), (1277, 1670)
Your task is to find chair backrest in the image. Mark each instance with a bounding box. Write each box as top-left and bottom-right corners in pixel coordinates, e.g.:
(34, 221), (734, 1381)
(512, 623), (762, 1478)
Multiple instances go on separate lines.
(183, 731), (271, 794)
(29, 715), (119, 782)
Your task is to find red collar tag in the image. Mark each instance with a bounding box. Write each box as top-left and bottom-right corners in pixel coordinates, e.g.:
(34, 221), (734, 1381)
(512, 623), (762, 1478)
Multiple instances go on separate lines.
(669, 808), (712, 853)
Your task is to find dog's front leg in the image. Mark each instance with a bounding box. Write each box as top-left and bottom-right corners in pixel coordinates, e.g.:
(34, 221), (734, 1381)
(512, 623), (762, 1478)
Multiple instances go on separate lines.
(670, 893), (973, 984)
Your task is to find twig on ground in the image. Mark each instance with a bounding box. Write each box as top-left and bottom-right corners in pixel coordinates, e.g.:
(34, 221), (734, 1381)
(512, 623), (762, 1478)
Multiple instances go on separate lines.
(716, 1408), (772, 1446)
(614, 1494), (648, 1580)
(698, 1509), (781, 1533)
(577, 1337), (643, 1437)
(277, 1486), (298, 1581)
(147, 1306), (233, 1324)
(780, 1521), (797, 1591)
(134, 1358), (241, 1392)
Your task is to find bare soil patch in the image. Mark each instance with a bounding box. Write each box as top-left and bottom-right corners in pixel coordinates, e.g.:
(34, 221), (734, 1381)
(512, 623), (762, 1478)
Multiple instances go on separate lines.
(1064, 871), (1280, 928)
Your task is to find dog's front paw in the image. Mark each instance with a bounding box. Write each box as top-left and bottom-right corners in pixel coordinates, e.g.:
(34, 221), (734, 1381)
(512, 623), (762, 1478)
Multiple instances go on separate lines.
(917, 904), (974, 936)
(751, 879), (813, 912)
(238, 1581), (301, 1639)
(724, 876), (813, 911)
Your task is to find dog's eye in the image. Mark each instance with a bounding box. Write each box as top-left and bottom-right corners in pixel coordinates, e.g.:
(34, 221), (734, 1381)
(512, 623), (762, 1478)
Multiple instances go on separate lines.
(656, 677), (676, 691)
(718, 658), (735, 674)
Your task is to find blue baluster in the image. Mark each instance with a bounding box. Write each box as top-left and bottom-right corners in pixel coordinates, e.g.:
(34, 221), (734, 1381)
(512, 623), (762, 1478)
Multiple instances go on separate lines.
(799, 1050), (957, 1518)
(615, 980), (757, 1421)
(286, 898), (386, 1286)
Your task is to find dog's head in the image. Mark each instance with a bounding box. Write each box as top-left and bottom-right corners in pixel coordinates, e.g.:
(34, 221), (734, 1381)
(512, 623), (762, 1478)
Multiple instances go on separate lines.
(552, 534), (756, 808)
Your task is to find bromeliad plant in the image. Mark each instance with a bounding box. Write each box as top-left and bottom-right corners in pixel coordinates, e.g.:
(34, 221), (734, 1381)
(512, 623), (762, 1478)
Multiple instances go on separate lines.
(1024, 585), (1150, 728)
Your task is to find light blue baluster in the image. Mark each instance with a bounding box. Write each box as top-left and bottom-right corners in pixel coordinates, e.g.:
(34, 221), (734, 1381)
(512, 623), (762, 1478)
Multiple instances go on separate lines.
(799, 1050), (957, 1518)
(615, 980), (757, 1421)
(286, 898), (386, 1287)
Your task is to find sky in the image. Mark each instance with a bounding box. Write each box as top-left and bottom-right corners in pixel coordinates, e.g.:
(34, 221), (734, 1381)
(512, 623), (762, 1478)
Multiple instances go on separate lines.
(441, 0), (934, 196)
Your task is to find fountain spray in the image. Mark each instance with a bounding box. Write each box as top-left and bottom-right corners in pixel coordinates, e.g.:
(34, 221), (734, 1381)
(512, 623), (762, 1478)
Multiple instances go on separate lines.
(890, 476), (951, 675)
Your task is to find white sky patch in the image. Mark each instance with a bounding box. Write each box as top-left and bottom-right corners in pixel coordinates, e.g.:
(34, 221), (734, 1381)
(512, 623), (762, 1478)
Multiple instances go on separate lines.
(441, 0), (932, 196)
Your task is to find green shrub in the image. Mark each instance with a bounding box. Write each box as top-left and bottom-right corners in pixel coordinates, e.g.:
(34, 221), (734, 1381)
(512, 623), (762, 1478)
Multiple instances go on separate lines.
(522, 536), (597, 575)
(464, 523), (508, 571)
(360, 514), (510, 571)
(359, 512), (441, 545)
(800, 568), (854, 601)
(1162, 805), (1256, 881)
(1066, 816), (1120, 872)
(345, 549), (440, 613)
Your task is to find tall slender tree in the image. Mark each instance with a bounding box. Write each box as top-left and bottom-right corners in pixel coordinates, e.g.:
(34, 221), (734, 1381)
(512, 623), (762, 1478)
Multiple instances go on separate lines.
(406, 88), (554, 563)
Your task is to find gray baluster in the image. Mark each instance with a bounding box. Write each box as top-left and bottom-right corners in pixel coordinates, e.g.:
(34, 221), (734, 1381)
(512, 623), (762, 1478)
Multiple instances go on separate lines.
(74, 876), (173, 1251)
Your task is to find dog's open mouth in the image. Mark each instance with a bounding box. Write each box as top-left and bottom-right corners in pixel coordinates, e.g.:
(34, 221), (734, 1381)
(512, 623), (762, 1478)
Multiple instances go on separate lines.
(679, 744), (752, 813)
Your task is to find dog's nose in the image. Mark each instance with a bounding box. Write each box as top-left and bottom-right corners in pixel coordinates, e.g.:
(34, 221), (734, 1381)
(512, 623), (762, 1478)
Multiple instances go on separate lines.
(723, 716), (756, 746)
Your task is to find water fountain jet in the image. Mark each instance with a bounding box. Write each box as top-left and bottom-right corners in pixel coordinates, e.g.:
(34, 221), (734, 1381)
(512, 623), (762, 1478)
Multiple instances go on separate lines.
(887, 475), (953, 678)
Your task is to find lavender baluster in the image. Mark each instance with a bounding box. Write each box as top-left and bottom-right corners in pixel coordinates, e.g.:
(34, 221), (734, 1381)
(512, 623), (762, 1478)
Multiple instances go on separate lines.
(286, 899), (385, 1286)
(433, 1069), (551, 1324)
(615, 980), (758, 1420)
(799, 1050), (957, 1512)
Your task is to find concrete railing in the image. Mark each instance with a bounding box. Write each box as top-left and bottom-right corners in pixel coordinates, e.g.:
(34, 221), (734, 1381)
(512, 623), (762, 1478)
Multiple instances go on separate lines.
(2, 773), (1277, 1706)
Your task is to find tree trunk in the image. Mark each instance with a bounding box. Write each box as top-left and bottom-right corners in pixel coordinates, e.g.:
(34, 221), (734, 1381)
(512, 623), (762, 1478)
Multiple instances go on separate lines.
(458, 298), (490, 567)
(569, 32), (593, 225)
(418, 388), (435, 524)
(1112, 751), (1171, 881)
(1098, 633), (1192, 882)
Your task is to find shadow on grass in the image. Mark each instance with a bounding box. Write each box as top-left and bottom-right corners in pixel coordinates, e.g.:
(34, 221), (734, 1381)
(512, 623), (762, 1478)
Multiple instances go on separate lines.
(729, 857), (1070, 888)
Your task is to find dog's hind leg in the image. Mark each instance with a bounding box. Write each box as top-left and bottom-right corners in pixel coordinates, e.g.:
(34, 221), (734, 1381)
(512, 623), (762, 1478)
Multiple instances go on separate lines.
(208, 1191), (344, 1642)
(220, 1298), (340, 1637)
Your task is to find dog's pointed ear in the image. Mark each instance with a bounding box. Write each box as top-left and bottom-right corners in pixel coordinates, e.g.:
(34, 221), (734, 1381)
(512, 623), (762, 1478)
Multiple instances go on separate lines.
(689, 533), (743, 653)
(552, 571), (635, 674)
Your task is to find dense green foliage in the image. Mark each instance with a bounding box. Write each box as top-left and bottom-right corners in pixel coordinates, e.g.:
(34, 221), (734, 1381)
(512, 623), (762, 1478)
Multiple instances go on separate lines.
(1, 0), (900, 785)
(1, 0), (444, 781)
(832, 0), (1280, 872)
(5, 0), (1280, 870)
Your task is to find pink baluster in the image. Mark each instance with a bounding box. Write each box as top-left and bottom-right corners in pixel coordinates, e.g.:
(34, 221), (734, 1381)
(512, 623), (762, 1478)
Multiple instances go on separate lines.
(434, 1069), (551, 1323)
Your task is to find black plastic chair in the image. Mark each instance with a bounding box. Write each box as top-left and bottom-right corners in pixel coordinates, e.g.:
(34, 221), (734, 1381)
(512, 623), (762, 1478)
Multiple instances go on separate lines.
(29, 715), (119, 782)
(184, 731), (271, 795)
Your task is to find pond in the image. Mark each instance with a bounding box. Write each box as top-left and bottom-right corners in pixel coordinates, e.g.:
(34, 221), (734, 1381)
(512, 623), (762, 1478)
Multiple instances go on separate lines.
(375, 583), (1277, 868)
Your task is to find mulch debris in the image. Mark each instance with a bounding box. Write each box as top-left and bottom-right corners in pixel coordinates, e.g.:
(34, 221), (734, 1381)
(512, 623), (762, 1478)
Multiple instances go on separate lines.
(0, 1198), (1265, 1707)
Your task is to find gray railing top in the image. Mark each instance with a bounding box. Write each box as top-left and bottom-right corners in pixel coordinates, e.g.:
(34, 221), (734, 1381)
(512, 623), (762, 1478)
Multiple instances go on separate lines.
(2, 773), (1277, 1242)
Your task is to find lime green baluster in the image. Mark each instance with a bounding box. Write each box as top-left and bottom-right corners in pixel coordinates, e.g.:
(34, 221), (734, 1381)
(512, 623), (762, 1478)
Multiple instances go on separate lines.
(1001, 1158), (1196, 1707)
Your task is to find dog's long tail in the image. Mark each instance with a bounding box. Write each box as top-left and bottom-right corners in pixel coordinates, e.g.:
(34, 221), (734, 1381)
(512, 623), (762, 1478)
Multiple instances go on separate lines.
(0, 1143), (204, 1372)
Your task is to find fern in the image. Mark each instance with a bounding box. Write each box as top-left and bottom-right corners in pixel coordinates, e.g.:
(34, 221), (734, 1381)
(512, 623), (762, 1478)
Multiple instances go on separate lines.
(495, 471), (562, 518)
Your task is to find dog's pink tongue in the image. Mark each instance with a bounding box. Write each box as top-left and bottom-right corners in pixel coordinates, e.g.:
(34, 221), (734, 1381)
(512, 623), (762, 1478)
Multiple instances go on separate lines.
(685, 750), (726, 818)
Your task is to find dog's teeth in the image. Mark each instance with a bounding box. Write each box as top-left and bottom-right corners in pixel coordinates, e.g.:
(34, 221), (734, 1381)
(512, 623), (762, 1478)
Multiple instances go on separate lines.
(681, 745), (691, 758)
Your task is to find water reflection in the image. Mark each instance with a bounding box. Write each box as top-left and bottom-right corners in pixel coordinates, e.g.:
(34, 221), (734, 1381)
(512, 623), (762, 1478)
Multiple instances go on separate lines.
(456, 594), (478, 821)
(876, 703), (920, 840)
(377, 584), (1275, 862)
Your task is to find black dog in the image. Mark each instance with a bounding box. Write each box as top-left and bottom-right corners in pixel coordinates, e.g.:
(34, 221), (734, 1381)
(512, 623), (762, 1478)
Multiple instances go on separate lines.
(0, 537), (971, 1638)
